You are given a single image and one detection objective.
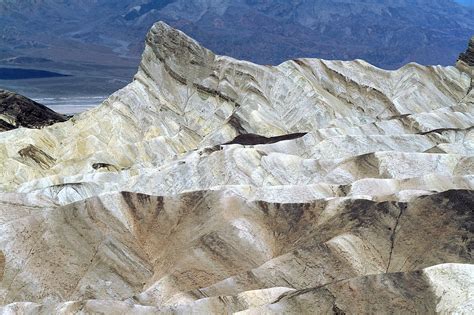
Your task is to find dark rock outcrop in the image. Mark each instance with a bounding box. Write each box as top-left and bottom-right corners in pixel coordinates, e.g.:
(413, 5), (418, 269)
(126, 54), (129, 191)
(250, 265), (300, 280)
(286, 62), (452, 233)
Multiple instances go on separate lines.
(0, 89), (69, 131)
(458, 36), (474, 66)
(224, 133), (308, 146)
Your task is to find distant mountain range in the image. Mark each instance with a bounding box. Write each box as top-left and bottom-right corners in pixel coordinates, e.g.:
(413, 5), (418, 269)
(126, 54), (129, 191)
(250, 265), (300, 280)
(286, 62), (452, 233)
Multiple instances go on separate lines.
(0, 0), (473, 98)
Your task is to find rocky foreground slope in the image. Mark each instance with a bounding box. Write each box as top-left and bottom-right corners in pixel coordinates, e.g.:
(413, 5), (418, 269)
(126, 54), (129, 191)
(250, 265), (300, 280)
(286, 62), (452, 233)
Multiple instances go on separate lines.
(0, 22), (473, 314)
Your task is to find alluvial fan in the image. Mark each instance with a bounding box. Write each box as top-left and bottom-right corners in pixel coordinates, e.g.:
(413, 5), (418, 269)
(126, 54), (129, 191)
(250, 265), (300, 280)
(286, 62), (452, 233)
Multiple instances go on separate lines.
(0, 22), (472, 314)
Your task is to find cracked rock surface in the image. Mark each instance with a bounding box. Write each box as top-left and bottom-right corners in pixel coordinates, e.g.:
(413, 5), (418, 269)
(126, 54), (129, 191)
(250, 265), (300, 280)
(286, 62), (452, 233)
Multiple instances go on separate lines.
(0, 22), (473, 314)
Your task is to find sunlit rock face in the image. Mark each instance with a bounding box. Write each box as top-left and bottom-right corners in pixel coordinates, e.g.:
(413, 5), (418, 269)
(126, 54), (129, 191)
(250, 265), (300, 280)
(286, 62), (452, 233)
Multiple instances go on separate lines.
(0, 22), (473, 314)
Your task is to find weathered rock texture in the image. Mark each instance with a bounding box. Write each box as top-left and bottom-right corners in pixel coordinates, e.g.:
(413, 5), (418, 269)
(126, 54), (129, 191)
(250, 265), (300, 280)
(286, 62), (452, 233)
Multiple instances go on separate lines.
(459, 36), (474, 67)
(0, 22), (473, 314)
(0, 90), (69, 131)
(457, 36), (474, 77)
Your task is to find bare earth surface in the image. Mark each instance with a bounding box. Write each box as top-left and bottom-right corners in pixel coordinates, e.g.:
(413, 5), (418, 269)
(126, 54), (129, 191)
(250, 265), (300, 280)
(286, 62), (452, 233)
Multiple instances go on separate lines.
(0, 22), (472, 314)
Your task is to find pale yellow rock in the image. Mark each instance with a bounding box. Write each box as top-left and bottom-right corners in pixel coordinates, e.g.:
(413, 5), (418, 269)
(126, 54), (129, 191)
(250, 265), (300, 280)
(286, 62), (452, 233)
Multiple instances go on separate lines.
(0, 22), (471, 192)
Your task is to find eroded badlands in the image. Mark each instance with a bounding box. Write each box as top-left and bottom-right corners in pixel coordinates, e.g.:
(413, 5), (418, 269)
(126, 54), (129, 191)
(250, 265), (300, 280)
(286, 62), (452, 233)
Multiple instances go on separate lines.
(0, 22), (472, 314)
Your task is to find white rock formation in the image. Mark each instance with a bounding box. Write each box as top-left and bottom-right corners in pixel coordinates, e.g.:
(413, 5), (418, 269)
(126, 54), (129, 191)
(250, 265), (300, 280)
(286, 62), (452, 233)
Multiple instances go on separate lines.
(0, 22), (472, 314)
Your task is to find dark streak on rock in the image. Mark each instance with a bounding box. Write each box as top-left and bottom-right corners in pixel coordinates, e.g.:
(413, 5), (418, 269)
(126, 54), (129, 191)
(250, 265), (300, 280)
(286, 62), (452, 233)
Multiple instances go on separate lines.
(227, 114), (248, 135)
(418, 126), (474, 136)
(272, 279), (346, 304)
(224, 132), (307, 146)
(121, 191), (144, 222)
(18, 144), (56, 169)
(0, 251), (4, 281)
(319, 61), (401, 118)
(193, 82), (241, 107)
(333, 304), (346, 315)
(92, 163), (120, 172)
(386, 204), (405, 273)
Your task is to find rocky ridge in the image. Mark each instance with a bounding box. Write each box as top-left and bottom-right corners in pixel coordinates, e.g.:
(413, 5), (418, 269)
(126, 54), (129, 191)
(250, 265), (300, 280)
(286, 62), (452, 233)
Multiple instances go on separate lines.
(0, 23), (472, 314)
(459, 36), (474, 67)
(0, 89), (69, 131)
(1, 0), (474, 100)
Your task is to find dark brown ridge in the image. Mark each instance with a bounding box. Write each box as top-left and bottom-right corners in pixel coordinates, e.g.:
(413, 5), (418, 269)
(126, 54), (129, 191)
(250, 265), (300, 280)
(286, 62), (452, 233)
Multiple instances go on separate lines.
(223, 132), (307, 146)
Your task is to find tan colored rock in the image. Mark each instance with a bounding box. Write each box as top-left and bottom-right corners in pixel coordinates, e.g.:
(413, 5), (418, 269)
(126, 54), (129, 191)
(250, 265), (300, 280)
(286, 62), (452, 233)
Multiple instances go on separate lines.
(239, 264), (474, 315)
(0, 190), (472, 313)
(0, 251), (4, 282)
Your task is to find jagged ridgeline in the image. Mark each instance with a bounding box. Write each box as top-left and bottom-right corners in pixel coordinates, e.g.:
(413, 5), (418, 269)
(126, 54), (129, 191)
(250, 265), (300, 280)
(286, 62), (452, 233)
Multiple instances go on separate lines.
(0, 22), (473, 314)
(458, 36), (474, 67)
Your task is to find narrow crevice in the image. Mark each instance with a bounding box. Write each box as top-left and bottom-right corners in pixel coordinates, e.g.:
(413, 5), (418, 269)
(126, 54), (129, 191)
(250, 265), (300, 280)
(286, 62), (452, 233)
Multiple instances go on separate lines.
(271, 278), (346, 304)
(467, 76), (473, 97)
(386, 205), (405, 273)
(0, 250), (4, 281)
(418, 125), (474, 136)
(458, 75), (473, 105)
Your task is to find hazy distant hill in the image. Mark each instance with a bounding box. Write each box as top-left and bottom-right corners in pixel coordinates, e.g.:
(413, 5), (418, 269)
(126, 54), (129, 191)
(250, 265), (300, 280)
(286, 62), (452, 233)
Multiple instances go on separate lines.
(0, 0), (473, 97)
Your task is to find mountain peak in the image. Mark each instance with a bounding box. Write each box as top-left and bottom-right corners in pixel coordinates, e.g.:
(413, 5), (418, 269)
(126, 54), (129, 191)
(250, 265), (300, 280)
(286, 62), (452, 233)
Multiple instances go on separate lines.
(457, 35), (474, 75)
(459, 36), (474, 66)
(139, 21), (215, 87)
(149, 20), (210, 59)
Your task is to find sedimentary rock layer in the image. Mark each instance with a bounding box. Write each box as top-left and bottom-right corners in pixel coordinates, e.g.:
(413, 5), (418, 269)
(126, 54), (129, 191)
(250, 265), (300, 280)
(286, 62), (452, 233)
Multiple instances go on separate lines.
(0, 22), (472, 314)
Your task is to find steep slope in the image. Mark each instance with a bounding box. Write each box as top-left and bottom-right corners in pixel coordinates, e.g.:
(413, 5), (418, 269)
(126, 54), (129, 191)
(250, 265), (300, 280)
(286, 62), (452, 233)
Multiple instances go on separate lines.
(0, 22), (472, 314)
(0, 190), (472, 313)
(0, 89), (69, 131)
(459, 36), (474, 67)
(0, 22), (472, 191)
